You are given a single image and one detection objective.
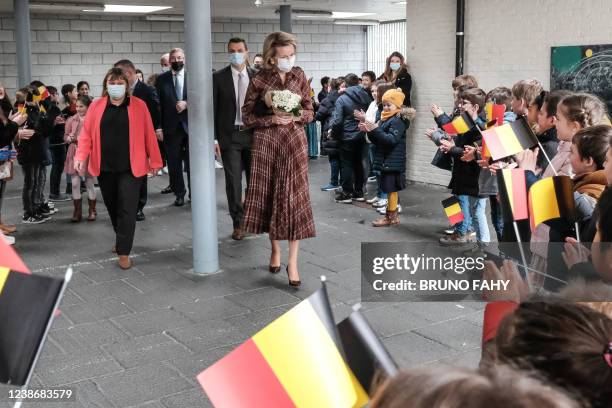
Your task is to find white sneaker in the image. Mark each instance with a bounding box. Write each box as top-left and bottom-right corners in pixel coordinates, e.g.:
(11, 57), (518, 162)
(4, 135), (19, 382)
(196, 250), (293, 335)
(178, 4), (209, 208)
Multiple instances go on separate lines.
(157, 169), (163, 176)
(163, 166), (169, 174)
(377, 204), (401, 214)
(373, 199), (388, 208)
(366, 196), (379, 204)
(215, 160), (223, 169)
(2, 234), (15, 245)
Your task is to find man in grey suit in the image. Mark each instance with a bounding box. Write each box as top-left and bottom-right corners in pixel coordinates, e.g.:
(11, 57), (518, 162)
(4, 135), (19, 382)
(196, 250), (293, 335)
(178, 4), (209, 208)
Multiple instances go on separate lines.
(213, 38), (255, 240)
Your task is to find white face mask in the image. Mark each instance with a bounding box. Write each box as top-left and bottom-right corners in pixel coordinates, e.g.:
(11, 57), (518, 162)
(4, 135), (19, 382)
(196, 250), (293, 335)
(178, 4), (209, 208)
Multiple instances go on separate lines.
(161, 66), (170, 73)
(276, 56), (296, 73)
(107, 84), (126, 100)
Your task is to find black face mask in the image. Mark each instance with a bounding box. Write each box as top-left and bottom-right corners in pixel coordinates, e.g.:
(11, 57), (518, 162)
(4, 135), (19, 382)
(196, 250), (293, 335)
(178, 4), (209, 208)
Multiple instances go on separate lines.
(171, 61), (184, 72)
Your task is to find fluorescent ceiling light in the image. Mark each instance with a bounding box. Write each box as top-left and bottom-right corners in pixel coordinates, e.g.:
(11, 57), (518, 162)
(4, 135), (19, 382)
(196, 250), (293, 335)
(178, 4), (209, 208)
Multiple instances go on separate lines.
(332, 12), (375, 19)
(145, 15), (184, 21)
(279, 9), (333, 18)
(30, 2), (104, 11)
(333, 19), (379, 25)
(392, 1), (407, 4)
(83, 4), (173, 13)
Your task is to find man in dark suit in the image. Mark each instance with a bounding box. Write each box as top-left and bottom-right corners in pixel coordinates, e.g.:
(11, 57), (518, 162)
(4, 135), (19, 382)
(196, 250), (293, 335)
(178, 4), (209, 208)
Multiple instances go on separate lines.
(156, 48), (189, 207)
(114, 59), (161, 221)
(213, 38), (255, 240)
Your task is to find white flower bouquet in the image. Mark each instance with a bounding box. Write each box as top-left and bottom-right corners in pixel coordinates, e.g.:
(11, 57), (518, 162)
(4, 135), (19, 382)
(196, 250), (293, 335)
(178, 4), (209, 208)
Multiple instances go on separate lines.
(265, 90), (302, 118)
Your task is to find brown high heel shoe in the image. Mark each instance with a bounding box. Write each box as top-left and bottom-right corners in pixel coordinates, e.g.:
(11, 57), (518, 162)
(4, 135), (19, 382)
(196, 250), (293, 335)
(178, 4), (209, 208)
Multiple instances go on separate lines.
(286, 266), (301, 287)
(269, 265), (281, 274)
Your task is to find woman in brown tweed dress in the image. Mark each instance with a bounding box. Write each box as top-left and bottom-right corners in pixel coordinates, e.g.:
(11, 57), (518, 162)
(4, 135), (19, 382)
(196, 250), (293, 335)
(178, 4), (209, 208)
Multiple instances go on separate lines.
(241, 32), (315, 287)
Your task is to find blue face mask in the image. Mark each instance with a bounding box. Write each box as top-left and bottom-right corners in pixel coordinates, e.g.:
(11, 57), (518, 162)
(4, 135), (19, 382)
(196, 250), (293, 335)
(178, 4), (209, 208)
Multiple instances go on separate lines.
(229, 52), (245, 66)
(107, 84), (126, 100)
(390, 62), (401, 71)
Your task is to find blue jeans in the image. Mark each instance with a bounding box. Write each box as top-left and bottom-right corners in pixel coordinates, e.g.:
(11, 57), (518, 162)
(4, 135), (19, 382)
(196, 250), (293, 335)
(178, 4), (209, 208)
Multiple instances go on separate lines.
(329, 155), (341, 186)
(471, 196), (490, 244)
(376, 176), (388, 199)
(455, 195), (490, 243)
(455, 195), (473, 236)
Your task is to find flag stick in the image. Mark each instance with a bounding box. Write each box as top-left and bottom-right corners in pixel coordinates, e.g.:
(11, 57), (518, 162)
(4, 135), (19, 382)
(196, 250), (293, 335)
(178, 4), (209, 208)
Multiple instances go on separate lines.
(574, 222), (581, 243)
(13, 268), (73, 408)
(537, 141), (558, 176)
(512, 221), (533, 291)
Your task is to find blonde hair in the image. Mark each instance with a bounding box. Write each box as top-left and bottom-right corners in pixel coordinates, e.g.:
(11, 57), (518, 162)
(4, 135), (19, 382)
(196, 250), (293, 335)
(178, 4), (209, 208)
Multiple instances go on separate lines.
(452, 74), (479, 90)
(511, 79), (544, 106)
(559, 93), (608, 129)
(262, 31), (297, 70)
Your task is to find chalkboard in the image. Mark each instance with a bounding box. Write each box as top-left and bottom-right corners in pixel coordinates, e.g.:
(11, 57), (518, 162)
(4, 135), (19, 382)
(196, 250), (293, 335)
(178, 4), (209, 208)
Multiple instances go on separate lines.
(551, 44), (612, 114)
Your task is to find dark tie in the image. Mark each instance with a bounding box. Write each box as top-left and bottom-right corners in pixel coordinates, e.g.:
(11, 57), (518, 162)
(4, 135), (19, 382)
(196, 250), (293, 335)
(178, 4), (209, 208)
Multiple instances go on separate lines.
(236, 72), (244, 123)
(174, 73), (183, 101)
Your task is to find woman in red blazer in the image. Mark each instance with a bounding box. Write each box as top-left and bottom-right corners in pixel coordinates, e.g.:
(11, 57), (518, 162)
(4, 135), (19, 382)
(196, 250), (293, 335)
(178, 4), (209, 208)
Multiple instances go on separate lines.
(75, 68), (162, 269)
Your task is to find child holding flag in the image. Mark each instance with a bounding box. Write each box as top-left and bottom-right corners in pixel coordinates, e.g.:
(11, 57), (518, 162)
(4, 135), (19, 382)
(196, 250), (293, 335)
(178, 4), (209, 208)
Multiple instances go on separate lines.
(64, 95), (96, 222)
(533, 90), (571, 172)
(470, 87), (516, 242)
(439, 88), (488, 246)
(522, 93), (608, 271)
(359, 88), (408, 227)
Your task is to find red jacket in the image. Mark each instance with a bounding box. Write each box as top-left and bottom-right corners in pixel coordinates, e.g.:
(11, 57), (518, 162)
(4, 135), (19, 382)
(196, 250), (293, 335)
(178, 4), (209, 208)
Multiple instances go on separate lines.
(75, 96), (162, 177)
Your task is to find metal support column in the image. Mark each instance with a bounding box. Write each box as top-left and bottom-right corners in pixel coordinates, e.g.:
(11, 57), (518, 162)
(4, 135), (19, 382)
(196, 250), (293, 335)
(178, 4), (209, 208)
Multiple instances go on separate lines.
(184, 0), (220, 274)
(455, 0), (465, 77)
(279, 4), (292, 33)
(14, 0), (32, 87)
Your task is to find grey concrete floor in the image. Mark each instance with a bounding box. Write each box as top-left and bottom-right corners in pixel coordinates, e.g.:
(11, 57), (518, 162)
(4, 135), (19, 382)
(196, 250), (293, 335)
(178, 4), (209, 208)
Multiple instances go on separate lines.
(0, 157), (484, 407)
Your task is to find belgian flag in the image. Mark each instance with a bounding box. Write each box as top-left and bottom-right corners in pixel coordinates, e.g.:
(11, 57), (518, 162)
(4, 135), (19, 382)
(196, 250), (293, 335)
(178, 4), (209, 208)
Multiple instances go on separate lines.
(481, 116), (538, 160)
(442, 112), (476, 135)
(485, 102), (506, 126)
(197, 284), (369, 408)
(528, 176), (575, 231)
(442, 196), (464, 225)
(337, 305), (398, 397)
(32, 86), (50, 103)
(497, 169), (529, 222)
(0, 268), (63, 386)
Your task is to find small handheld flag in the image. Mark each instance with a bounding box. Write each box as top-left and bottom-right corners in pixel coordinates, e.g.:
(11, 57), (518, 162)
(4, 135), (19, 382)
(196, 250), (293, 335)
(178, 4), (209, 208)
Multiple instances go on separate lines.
(442, 196), (464, 225)
(485, 102), (506, 126)
(442, 112), (476, 135)
(497, 169), (529, 222)
(0, 269), (64, 386)
(481, 116), (538, 161)
(337, 304), (398, 396)
(528, 176), (575, 231)
(16, 104), (26, 115)
(197, 284), (368, 408)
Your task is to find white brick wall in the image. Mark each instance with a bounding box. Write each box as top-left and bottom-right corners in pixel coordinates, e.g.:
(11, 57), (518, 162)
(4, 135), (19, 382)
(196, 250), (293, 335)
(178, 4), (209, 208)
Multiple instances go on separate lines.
(406, 0), (612, 186)
(0, 14), (366, 97)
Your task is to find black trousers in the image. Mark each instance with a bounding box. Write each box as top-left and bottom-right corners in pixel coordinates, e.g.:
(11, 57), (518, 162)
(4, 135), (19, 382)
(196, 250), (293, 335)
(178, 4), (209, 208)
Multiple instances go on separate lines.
(220, 129), (253, 229)
(339, 140), (366, 196)
(98, 171), (143, 256)
(164, 126), (190, 198)
(138, 177), (147, 211)
(49, 145), (66, 196)
(22, 163), (41, 215)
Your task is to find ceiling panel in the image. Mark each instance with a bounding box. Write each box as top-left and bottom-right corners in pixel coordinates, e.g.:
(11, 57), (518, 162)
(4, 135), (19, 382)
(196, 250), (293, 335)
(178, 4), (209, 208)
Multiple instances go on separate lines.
(0, 0), (406, 21)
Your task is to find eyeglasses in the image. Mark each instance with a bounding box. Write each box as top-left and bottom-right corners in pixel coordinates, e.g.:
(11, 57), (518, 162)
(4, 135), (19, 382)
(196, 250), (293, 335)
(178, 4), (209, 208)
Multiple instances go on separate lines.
(458, 100), (472, 107)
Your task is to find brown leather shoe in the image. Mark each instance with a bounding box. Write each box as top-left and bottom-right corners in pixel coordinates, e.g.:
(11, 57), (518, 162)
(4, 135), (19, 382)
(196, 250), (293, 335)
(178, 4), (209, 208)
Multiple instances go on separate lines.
(0, 222), (16, 234)
(87, 199), (97, 221)
(118, 255), (132, 270)
(372, 210), (400, 227)
(71, 198), (82, 223)
(231, 228), (244, 241)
